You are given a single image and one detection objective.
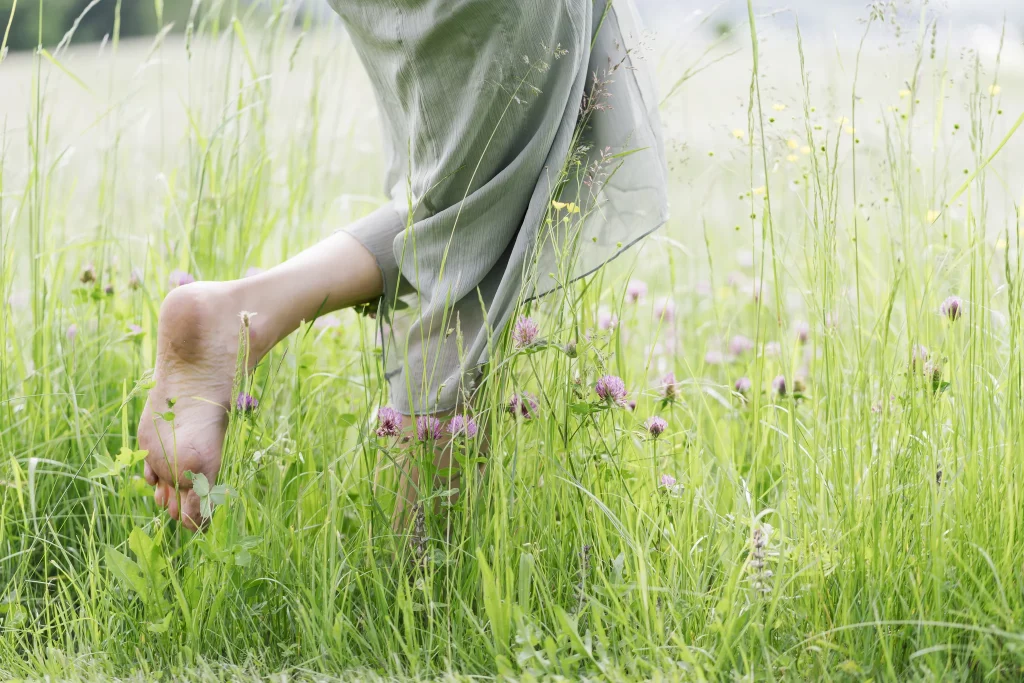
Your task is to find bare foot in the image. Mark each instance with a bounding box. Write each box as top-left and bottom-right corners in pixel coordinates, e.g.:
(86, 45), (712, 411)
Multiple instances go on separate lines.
(138, 281), (261, 530)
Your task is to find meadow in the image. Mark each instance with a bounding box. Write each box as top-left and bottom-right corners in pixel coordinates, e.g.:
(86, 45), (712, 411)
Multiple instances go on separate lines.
(3, 2), (1024, 680)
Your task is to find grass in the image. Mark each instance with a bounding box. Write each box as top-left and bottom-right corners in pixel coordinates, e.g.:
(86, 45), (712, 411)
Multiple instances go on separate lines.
(3, 1), (1024, 680)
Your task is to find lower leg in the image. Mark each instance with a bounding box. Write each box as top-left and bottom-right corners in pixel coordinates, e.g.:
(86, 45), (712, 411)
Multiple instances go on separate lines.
(140, 231), (383, 530)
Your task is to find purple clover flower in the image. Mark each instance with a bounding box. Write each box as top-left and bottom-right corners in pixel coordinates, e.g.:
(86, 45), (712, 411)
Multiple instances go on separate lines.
(595, 374), (628, 405)
(416, 416), (443, 441)
(660, 473), (677, 488)
(729, 335), (754, 356)
(911, 344), (929, 372)
(80, 264), (96, 284)
(735, 376), (752, 394)
(704, 350), (725, 366)
(512, 315), (539, 348)
(597, 308), (618, 331)
(626, 280), (648, 304)
(645, 416), (668, 438)
(507, 392), (539, 420)
(661, 372), (678, 401)
(772, 375), (787, 396)
(794, 320), (810, 344)
(236, 392), (259, 413)
(448, 414), (479, 439)
(376, 406), (403, 438)
(653, 297), (676, 323)
(940, 295), (963, 321)
(66, 324), (78, 343)
(169, 269), (195, 289)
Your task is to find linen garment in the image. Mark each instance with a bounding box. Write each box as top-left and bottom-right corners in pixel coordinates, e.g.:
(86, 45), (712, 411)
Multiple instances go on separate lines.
(327, 0), (669, 415)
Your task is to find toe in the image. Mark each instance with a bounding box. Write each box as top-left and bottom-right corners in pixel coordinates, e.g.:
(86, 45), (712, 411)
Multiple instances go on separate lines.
(180, 490), (205, 531)
(144, 461), (158, 486)
(154, 483), (168, 507)
(166, 489), (180, 521)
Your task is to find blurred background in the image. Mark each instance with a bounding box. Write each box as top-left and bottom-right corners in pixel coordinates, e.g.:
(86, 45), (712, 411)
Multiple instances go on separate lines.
(2, 0), (1022, 52)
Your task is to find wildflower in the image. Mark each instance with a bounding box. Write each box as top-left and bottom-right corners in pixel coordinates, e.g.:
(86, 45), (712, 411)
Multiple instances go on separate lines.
(563, 341), (578, 357)
(416, 416), (443, 441)
(749, 524), (775, 595)
(128, 268), (143, 290)
(645, 416), (667, 438)
(735, 376), (752, 394)
(794, 320), (810, 344)
(732, 128), (746, 139)
(926, 209), (941, 223)
(940, 295), (963, 321)
(729, 335), (754, 356)
(80, 264), (96, 284)
(104, 284), (115, 296)
(989, 84), (1001, 96)
(595, 374), (628, 405)
(66, 324), (78, 342)
(236, 393), (259, 413)
(447, 414), (479, 439)
(626, 280), (648, 303)
(512, 315), (540, 348)
(313, 314), (341, 331)
(772, 375), (787, 396)
(923, 361), (944, 390)
(127, 324), (143, 337)
(704, 350), (724, 366)
(597, 308), (618, 331)
(627, 400), (636, 412)
(653, 297), (676, 323)
(169, 269), (195, 289)
(375, 406), (403, 438)
(772, 103), (786, 111)
(659, 473), (677, 488)
(660, 372), (678, 401)
(910, 344), (929, 372)
(507, 392), (539, 419)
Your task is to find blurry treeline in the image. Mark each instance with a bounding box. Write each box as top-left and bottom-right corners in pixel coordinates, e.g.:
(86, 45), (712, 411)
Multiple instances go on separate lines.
(1, 0), (195, 52)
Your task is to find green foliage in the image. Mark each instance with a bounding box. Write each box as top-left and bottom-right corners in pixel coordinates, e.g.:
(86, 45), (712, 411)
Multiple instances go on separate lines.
(3, 1), (1024, 681)
(0, 0), (191, 51)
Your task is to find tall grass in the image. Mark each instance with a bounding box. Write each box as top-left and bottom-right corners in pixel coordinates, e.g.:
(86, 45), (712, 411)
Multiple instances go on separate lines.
(2, 1), (1024, 680)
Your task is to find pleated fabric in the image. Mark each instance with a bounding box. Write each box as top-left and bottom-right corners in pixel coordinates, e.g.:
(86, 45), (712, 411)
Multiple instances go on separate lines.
(328, 0), (669, 415)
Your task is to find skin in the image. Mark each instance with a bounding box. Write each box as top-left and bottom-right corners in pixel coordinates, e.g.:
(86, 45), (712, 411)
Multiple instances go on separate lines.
(137, 231), (454, 531)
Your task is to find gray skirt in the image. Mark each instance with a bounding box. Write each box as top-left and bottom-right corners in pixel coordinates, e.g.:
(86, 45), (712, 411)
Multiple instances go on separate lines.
(328, 0), (669, 415)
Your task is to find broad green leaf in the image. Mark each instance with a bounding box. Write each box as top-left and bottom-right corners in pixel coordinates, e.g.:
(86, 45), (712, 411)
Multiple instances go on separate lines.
(88, 452), (118, 478)
(115, 447), (148, 468)
(187, 471), (210, 497)
(128, 527), (167, 581)
(147, 613), (172, 634)
(105, 547), (146, 597)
